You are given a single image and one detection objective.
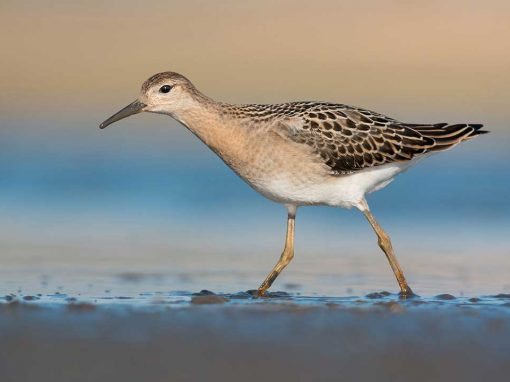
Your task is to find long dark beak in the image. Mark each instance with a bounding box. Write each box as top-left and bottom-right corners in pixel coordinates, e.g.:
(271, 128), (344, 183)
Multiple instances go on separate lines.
(99, 99), (146, 129)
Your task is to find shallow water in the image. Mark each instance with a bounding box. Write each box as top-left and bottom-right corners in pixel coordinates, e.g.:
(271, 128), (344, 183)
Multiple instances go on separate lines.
(1, 243), (509, 307)
(2, 274), (510, 311)
(3, 291), (510, 311)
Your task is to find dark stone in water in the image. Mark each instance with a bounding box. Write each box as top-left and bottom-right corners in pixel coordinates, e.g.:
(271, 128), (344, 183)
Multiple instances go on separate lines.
(191, 295), (229, 305)
(192, 290), (216, 296)
(469, 297), (481, 303)
(435, 294), (456, 300)
(366, 291), (391, 299)
(22, 296), (39, 301)
(491, 294), (510, 299)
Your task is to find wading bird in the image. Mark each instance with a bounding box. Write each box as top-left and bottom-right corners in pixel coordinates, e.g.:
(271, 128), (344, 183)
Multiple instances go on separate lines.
(100, 72), (487, 297)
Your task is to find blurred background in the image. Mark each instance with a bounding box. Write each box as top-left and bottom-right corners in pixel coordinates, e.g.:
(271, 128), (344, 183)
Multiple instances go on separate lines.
(0, 0), (509, 297)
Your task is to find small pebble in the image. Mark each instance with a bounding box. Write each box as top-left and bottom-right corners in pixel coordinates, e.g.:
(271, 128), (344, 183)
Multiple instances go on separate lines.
(22, 296), (39, 301)
(192, 290), (216, 296)
(435, 294), (456, 300)
(366, 292), (390, 299)
(492, 294), (510, 299)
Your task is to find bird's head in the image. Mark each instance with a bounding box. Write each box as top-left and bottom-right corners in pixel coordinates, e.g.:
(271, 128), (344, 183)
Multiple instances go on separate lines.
(99, 71), (202, 129)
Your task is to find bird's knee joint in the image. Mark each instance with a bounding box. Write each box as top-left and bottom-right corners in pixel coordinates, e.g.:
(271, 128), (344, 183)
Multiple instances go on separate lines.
(378, 234), (391, 249)
(283, 250), (294, 263)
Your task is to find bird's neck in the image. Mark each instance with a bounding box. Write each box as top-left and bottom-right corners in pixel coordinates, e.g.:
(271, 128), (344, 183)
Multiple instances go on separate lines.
(170, 100), (251, 165)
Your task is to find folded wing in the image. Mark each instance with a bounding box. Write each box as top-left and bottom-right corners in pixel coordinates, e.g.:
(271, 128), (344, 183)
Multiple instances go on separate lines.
(278, 104), (487, 175)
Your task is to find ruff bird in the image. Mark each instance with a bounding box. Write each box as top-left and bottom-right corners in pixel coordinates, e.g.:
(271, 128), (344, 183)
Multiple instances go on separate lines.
(100, 71), (487, 297)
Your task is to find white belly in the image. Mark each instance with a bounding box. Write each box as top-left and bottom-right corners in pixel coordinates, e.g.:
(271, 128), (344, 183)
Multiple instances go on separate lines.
(253, 161), (416, 209)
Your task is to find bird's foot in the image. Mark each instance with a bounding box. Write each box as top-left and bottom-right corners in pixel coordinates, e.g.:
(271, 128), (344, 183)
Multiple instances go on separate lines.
(245, 289), (269, 298)
(398, 287), (418, 299)
(249, 286), (269, 297)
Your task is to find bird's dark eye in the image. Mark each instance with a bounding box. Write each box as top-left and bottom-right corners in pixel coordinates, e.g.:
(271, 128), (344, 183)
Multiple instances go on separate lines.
(159, 85), (172, 93)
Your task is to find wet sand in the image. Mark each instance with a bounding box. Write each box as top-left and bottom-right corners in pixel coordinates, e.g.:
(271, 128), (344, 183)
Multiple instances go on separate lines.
(1, 293), (510, 382)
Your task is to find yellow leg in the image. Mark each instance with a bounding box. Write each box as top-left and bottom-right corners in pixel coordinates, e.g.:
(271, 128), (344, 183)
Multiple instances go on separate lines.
(360, 200), (415, 297)
(257, 211), (296, 296)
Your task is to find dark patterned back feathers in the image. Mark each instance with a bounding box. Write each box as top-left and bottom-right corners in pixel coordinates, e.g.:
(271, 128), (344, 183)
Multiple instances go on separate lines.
(224, 102), (487, 175)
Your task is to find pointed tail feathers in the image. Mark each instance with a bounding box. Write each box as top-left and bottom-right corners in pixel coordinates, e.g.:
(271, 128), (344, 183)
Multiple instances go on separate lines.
(407, 123), (488, 151)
